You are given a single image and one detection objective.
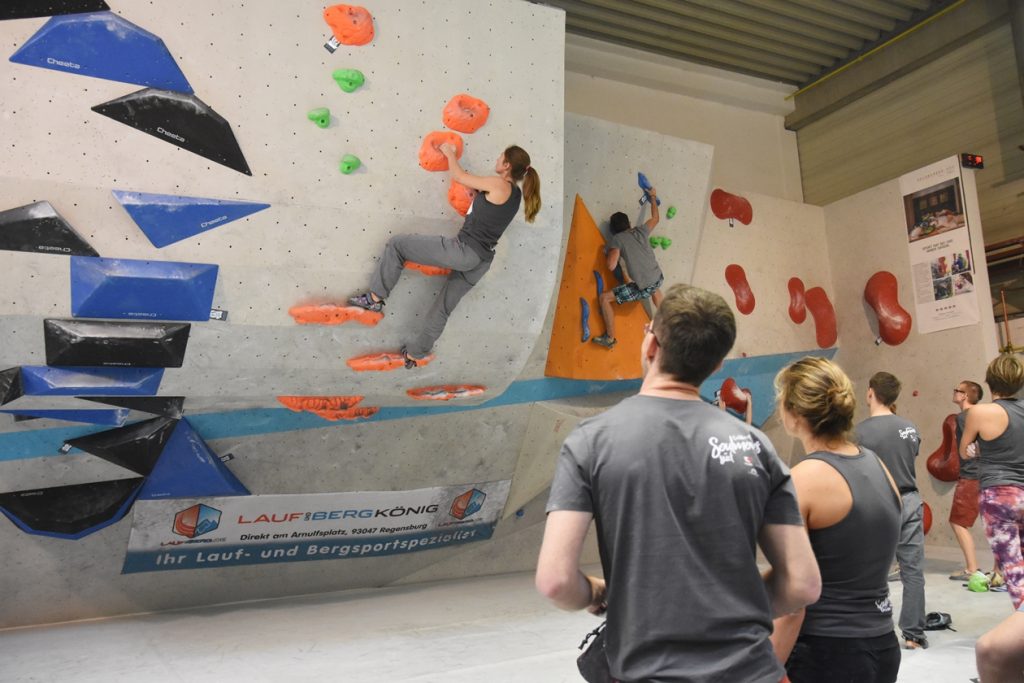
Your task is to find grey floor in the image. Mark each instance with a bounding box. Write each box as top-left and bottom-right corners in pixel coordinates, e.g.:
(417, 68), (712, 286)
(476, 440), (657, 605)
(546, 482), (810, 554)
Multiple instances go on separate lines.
(0, 558), (1008, 682)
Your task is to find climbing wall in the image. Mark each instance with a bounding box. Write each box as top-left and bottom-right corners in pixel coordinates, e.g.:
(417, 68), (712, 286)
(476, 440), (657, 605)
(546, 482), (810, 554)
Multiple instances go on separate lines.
(0, 0), (565, 404)
(0, 0), (572, 628)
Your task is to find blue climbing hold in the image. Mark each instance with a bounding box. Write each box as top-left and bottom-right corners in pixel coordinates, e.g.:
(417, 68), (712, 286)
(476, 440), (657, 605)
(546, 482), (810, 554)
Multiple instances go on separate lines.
(580, 297), (591, 342)
(593, 270), (604, 298)
(112, 190), (270, 248)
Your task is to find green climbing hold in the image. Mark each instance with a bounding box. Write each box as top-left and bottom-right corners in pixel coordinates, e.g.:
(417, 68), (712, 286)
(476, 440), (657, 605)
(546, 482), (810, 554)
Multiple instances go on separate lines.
(339, 154), (361, 174)
(307, 107), (330, 128)
(649, 236), (659, 249)
(332, 68), (365, 93)
(661, 237), (672, 249)
(649, 236), (672, 250)
(666, 206), (677, 219)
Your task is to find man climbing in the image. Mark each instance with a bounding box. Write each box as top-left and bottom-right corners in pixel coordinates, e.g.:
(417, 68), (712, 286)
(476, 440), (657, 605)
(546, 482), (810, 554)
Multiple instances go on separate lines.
(592, 186), (664, 349)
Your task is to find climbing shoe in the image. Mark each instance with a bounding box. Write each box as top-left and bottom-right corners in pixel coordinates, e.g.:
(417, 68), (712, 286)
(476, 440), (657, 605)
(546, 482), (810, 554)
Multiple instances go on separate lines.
(348, 292), (384, 313)
(591, 335), (616, 349)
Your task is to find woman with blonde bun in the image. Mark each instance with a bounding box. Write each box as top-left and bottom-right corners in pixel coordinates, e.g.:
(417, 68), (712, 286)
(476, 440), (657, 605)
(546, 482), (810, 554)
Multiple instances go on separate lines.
(770, 357), (902, 683)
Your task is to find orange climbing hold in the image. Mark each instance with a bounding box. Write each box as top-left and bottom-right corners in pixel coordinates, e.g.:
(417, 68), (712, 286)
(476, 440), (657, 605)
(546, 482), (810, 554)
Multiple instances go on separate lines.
(407, 385), (486, 401)
(309, 406), (379, 421)
(278, 395), (365, 412)
(405, 262), (451, 277)
(323, 4), (375, 46)
(419, 131), (463, 171)
(347, 351), (435, 372)
(448, 180), (476, 216)
(442, 94), (490, 134)
(289, 304), (382, 327)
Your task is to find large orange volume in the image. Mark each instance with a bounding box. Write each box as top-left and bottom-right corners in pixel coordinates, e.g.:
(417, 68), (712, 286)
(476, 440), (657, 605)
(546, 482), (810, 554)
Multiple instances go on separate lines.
(323, 5), (375, 46)
(442, 94), (490, 134)
(419, 132), (463, 171)
(544, 195), (648, 380)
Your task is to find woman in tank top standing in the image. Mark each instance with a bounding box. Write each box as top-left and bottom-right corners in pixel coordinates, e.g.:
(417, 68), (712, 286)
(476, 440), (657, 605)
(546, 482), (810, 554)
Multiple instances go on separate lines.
(960, 353), (1024, 681)
(348, 143), (540, 367)
(770, 357), (903, 683)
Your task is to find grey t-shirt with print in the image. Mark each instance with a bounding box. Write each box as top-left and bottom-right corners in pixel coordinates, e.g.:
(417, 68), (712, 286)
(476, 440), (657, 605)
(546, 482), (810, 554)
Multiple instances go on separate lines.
(855, 414), (921, 493)
(546, 395), (803, 683)
(610, 227), (663, 290)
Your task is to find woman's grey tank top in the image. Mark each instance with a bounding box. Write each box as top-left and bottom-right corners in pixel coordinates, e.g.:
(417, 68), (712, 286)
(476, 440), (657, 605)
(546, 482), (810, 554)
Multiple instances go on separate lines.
(979, 398), (1024, 489)
(457, 183), (521, 261)
(801, 448), (901, 639)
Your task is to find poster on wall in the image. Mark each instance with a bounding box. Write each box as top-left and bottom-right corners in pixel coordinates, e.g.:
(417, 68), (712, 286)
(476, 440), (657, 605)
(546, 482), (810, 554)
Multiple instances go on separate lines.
(899, 156), (980, 334)
(122, 480), (511, 573)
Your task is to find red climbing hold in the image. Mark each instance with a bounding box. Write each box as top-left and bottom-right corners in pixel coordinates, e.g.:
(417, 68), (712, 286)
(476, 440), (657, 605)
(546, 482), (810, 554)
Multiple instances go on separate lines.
(923, 502), (933, 535)
(448, 180), (476, 217)
(710, 189), (753, 226)
(309, 406), (379, 421)
(805, 287), (838, 348)
(725, 264), (755, 315)
(926, 413), (960, 482)
(788, 277), (806, 324)
(864, 271), (912, 346)
(719, 377), (750, 413)
(407, 385), (486, 401)
(405, 262), (451, 277)
(323, 4), (375, 46)
(419, 131), (464, 172)
(442, 94), (490, 134)
(347, 351), (434, 372)
(289, 304), (382, 327)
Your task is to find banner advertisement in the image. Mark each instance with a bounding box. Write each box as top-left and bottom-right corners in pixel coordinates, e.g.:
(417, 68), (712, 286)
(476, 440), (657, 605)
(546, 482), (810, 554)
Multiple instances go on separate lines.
(122, 480), (511, 573)
(898, 156), (980, 334)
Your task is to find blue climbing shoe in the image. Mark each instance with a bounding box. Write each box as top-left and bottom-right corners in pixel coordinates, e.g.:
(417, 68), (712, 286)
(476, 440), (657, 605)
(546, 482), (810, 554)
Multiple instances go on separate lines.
(348, 292), (384, 313)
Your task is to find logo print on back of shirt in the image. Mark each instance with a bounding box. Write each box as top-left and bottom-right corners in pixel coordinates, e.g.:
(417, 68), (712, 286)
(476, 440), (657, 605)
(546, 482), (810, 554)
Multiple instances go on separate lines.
(708, 434), (762, 465)
(875, 596), (893, 614)
(898, 427), (918, 442)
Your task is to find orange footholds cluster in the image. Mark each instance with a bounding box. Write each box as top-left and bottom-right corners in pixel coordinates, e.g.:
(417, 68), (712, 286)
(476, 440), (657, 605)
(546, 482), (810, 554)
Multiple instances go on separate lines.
(447, 180), (476, 216)
(278, 395), (365, 412)
(407, 384), (486, 401)
(405, 262), (452, 277)
(310, 406), (380, 421)
(805, 287), (838, 348)
(276, 395), (378, 421)
(323, 4), (375, 46)
(418, 131), (463, 171)
(724, 264), (755, 315)
(787, 277), (806, 324)
(442, 94), (490, 134)
(288, 304), (382, 327)
(347, 351), (435, 372)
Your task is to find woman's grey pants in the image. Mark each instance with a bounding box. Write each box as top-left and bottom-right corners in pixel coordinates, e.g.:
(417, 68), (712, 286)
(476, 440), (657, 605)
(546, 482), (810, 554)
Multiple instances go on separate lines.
(369, 234), (491, 358)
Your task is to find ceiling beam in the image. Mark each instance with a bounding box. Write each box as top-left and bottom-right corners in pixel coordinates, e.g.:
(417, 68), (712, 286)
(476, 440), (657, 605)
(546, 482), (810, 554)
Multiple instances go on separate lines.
(737, 0), (882, 41)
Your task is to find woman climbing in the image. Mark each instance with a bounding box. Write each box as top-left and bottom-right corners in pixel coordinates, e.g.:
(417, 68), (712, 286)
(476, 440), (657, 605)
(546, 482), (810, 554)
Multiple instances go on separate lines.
(349, 144), (539, 367)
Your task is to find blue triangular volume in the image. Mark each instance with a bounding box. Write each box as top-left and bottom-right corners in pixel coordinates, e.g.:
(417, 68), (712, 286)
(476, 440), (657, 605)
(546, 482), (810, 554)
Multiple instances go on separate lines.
(112, 190), (270, 248)
(700, 348), (839, 428)
(0, 408), (128, 426)
(138, 419), (249, 500)
(71, 256), (218, 321)
(20, 365), (163, 396)
(8, 11), (192, 93)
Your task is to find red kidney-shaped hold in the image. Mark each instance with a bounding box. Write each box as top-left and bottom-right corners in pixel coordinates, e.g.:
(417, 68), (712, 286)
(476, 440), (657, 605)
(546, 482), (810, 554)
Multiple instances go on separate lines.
(923, 502), (933, 535)
(926, 414), (960, 482)
(864, 271), (912, 346)
(720, 377), (750, 413)
(725, 264), (755, 315)
(805, 287), (837, 348)
(710, 189), (753, 226)
(788, 277), (806, 324)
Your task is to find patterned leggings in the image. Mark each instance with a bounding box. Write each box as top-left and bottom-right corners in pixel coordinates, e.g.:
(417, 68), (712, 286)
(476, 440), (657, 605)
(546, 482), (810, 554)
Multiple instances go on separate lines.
(981, 485), (1024, 609)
